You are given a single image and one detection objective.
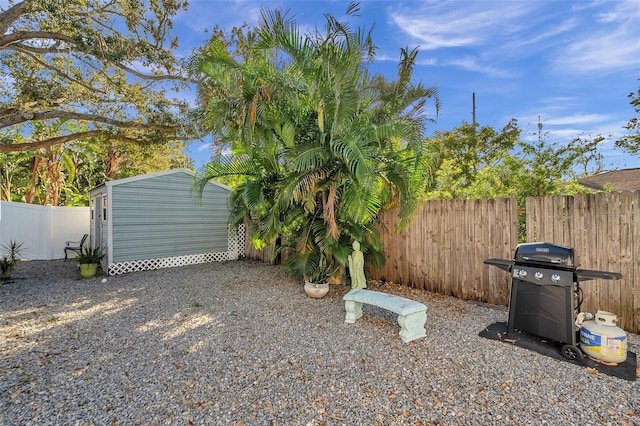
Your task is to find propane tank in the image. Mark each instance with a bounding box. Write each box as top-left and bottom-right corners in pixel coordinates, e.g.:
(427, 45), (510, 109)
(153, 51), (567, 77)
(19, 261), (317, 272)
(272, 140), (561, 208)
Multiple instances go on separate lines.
(579, 310), (627, 364)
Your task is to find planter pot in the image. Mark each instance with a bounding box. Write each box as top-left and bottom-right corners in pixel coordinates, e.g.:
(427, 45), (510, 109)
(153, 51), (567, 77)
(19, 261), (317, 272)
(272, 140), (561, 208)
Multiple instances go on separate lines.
(304, 281), (329, 298)
(80, 263), (98, 278)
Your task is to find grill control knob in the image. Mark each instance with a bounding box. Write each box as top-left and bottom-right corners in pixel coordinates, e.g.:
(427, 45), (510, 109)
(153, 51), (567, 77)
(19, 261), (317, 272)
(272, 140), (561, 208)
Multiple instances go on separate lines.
(518, 269), (528, 278)
(551, 273), (561, 283)
(534, 271), (544, 280)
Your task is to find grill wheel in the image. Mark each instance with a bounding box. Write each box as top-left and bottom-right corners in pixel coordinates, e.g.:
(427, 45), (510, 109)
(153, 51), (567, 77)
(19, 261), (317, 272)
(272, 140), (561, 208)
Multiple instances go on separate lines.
(561, 344), (583, 361)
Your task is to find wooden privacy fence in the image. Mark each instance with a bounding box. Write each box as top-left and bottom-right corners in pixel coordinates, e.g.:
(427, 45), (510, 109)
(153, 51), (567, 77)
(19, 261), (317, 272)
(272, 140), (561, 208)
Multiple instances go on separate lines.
(526, 192), (639, 333)
(245, 240), (278, 264)
(244, 191), (640, 333)
(370, 198), (518, 306)
(244, 237), (292, 264)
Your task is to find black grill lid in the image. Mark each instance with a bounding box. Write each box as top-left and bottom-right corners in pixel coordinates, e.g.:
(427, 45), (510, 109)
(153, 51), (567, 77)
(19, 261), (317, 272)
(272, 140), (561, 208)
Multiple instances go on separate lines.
(514, 242), (575, 268)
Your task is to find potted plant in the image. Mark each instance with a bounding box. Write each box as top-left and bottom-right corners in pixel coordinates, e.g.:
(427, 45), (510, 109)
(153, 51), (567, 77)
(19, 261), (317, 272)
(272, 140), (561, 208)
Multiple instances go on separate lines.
(76, 245), (105, 278)
(303, 252), (331, 298)
(0, 240), (24, 281)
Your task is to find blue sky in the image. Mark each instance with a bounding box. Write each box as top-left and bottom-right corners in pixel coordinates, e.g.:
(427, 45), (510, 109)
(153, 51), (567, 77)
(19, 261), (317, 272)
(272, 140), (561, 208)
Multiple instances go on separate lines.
(175, 0), (640, 172)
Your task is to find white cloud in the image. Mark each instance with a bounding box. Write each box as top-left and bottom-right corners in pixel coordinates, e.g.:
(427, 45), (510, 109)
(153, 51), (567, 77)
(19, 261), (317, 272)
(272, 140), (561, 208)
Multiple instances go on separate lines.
(595, 0), (638, 24)
(389, 1), (538, 50)
(522, 97), (583, 119)
(197, 142), (212, 152)
(445, 57), (511, 78)
(545, 113), (611, 126)
(552, 1), (640, 73)
(517, 110), (625, 144)
(505, 17), (577, 50)
(388, 1), (639, 77)
(386, 1), (550, 78)
(545, 128), (586, 140)
(176, 0), (264, 34)
(416, 57), (440, 67)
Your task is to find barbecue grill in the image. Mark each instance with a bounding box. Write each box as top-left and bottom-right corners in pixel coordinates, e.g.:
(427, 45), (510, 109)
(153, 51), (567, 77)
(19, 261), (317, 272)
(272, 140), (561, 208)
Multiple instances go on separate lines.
(485, 242), (622, 360)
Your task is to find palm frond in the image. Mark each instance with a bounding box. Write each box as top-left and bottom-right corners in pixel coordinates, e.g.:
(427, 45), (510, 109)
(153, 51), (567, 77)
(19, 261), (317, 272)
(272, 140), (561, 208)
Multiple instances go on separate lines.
(291, 167), (331, 205)
(329, 137), (373, 182)
(335, 181), (380, 225)
(290, 144), (328, 173)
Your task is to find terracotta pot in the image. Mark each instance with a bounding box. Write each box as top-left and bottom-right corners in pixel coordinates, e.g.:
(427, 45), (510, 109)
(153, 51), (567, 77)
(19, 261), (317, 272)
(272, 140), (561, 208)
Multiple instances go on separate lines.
(304, 281), (329, 298)
(80, 263), (98, 278)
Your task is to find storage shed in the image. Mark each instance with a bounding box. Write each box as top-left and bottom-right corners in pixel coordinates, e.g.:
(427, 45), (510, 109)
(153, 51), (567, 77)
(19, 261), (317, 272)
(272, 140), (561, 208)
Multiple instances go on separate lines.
(89, 168), (243, 275)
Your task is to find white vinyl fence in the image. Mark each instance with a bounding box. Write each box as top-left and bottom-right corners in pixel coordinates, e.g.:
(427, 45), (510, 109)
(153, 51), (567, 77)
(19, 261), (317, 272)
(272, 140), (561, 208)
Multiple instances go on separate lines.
(0, 201), (90, 260)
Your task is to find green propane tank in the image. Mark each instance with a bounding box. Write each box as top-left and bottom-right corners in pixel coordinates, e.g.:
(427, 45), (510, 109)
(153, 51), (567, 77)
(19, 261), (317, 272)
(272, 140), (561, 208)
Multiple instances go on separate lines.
(579, 310), (627, 364)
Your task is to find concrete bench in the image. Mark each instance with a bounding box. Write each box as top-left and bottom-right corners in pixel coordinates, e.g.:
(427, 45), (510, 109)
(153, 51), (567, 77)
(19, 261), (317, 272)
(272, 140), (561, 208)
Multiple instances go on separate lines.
(343, 289), (427, 343)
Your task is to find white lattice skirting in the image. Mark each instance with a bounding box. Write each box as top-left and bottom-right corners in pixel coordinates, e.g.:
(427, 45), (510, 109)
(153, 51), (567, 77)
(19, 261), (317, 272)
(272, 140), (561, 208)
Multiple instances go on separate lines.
(108, 225), (245, 276)
(108, 251), (231, 275)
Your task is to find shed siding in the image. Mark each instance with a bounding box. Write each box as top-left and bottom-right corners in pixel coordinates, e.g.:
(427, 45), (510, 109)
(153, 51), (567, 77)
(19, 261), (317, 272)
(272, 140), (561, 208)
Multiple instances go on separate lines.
(110, 172), (230, 263)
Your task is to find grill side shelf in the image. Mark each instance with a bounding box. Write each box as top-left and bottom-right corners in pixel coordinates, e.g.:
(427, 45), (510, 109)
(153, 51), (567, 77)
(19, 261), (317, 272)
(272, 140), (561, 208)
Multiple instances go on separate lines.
(575, 269), (623, 282)
(484, 258), (514, 273)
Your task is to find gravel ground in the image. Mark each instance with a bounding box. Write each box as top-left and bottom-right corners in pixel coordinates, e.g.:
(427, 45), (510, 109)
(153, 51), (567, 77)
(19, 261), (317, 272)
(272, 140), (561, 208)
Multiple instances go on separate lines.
(1, 259), (639, 425)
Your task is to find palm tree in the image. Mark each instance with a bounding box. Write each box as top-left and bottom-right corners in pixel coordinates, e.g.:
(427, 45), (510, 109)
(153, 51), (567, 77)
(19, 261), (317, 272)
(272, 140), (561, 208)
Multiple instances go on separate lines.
(192, 2), (440, 280)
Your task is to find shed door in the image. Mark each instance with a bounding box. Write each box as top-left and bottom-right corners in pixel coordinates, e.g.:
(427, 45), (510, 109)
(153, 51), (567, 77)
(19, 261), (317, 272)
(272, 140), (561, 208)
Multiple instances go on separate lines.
(92, 195), (103, 249)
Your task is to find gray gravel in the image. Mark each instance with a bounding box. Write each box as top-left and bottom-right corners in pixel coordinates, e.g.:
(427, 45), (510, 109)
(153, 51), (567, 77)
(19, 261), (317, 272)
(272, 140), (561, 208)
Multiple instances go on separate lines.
(1, 259), (638, 425)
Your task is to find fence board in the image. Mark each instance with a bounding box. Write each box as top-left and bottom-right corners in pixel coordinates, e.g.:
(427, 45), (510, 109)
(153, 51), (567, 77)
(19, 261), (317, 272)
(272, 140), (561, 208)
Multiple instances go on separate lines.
(573, 195), (592, 314)
(487, 199), (500, 303)
(594, 194), (608, 311)
(618, 192), (634, 331)
(606, 194), (621, 323)
(426, 201), (438, 293)
(584, 194), (599, 313)
(632, 194), (640, 332)
(564, 196), (574, 246)
(543, 195), (554, 240)
(526, 196), (540, 241)
(483, 199), (498, 303)
(443, 200), (453, 295)
(462, 200), (473, 299)
(469, 200), (479, 295)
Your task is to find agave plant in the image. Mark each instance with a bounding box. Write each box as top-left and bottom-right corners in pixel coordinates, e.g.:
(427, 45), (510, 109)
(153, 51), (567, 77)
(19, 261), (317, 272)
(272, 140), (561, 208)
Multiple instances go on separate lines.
(76, 245), (106, 265)
(301, 248), (331, 284)
(0, 240), (24, 280)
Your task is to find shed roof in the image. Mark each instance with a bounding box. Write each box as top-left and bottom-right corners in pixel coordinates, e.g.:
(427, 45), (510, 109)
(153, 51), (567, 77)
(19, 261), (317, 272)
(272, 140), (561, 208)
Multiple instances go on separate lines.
(90, 168), (231, 193)
(577, 168), (640, 192)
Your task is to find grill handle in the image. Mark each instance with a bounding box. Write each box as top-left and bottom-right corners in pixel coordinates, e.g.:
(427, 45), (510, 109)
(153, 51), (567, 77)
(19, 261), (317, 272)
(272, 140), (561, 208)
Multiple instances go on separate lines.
(484, 258), (514, 273)
(575, 269), (622, 282)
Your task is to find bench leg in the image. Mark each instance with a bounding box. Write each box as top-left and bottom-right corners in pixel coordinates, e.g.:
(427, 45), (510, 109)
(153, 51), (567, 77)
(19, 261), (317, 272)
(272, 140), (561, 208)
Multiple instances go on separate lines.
(344, 300), (363, 324)
(397, 310), (427, 343)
